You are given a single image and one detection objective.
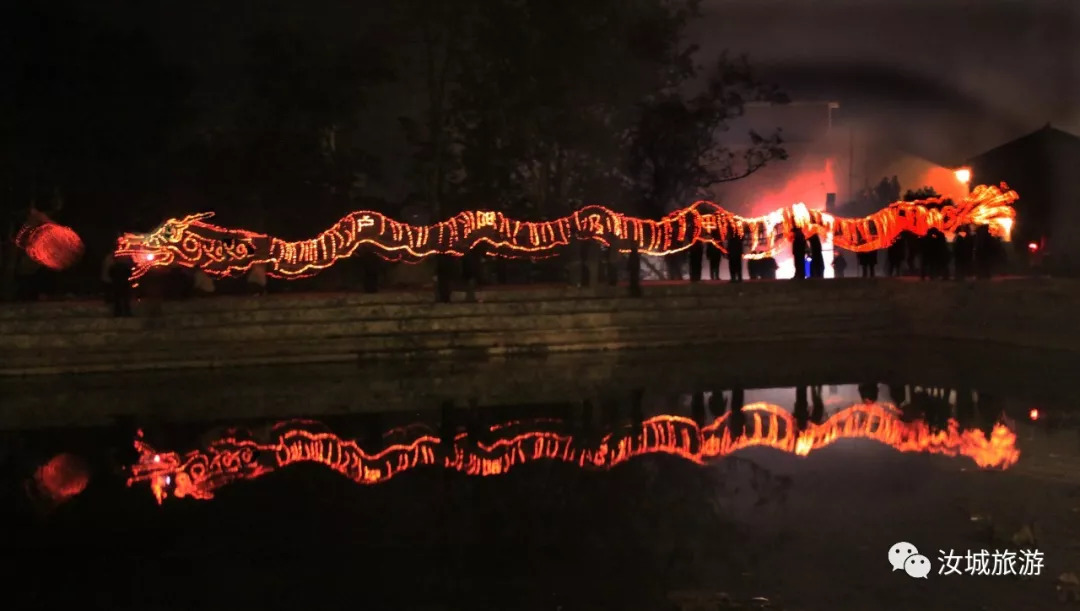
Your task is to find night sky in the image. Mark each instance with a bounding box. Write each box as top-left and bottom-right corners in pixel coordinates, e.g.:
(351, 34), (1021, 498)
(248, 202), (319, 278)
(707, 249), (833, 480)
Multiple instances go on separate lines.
(68, 0), (1080, 170)
(691, 0), (1080, 163)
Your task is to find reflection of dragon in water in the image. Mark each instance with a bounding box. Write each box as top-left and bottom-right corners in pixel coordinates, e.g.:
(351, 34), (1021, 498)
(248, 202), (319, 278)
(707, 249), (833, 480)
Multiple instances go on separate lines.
(128, 402), (1020, 504)
(115, 184), (1018, 280)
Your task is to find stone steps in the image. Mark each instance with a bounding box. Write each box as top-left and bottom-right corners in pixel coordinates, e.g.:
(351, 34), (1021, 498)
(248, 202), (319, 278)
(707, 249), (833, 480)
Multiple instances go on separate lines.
(0, 279), (881, 322)
(0, 298), (888, 350)
(1, 277), (1075, 377)
(0, 311), (893, 375)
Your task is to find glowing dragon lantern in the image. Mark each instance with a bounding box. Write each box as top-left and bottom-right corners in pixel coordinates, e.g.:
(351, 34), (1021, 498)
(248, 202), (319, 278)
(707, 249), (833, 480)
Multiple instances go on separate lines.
(128, 402), (1019, 505)
(115, 184), (1018, 281)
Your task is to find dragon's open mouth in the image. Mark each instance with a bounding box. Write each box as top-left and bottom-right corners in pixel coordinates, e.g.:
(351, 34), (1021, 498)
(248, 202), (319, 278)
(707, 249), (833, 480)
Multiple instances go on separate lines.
(114, 234), (173, 279)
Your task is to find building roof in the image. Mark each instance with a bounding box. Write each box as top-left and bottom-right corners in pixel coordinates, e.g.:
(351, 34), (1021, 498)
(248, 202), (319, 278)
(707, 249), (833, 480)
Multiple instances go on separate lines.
(967, 124), (1080, 165)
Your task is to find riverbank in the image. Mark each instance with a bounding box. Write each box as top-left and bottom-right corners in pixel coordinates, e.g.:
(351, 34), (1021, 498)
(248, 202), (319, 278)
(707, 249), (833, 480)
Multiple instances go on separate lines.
(0, 277), (1077, 376)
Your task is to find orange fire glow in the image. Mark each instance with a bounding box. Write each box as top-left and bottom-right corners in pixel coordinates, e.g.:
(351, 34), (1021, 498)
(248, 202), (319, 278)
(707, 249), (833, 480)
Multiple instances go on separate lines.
(746, 159), (839, 219)
(115, 184), (1018, 280)
(127, 402), (1020, 504)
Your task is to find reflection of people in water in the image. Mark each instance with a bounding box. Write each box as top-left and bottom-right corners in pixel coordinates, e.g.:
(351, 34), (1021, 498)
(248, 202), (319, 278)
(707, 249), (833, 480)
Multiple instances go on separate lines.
(728, 387), (746, 439)
(810, 386), (825, 424)
(794, 386), (809, 430)
(887, 383), (907, 408)
(708, 391), (726, 417)
(955, 386), (976, 429)
(858, 383), (879, 403)
(691, 392), (706, 427)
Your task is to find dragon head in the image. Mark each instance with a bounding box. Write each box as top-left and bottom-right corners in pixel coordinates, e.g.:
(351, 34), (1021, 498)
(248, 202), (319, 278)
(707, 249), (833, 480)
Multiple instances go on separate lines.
(962, 183), (1019, 241)
(115, 212), (268, 279)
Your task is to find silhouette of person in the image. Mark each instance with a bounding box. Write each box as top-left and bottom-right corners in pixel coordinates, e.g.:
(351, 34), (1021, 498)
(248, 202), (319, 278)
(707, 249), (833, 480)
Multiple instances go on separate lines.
(832, 252), (848, 278)
(809, 234), (825, 278)
(919, 231), (934, 280)
(887, 239), (904, 276)
(858, 249), (879, 277)
(726, 230), (743, 283)
(100, 248), (116, 306)
(688, 239), (704, 282)
(706, 235), (723, 280)
(953, 226), (974, 280)
(933, 229), (950, 279)
(461, 246), (480, 302)
(763, 256), (779, 279)
(974, 225), (995, 279)
(903, 232), (919, 274)
(602, 245), (618, 287)
(792, 227), (807, 279)
(107, 254), (134, 317)
(577, 232), (593, 287)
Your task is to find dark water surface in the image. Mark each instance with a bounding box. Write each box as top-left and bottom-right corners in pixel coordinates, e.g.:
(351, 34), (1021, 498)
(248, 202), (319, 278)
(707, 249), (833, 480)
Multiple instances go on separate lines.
(4, 342), (1080, 611)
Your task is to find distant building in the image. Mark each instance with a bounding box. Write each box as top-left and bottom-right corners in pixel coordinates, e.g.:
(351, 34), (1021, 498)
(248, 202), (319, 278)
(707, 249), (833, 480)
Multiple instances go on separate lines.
(714, 101), (842, 216)
(715, 101), (967, 216)
(966, 124), (1080, 266)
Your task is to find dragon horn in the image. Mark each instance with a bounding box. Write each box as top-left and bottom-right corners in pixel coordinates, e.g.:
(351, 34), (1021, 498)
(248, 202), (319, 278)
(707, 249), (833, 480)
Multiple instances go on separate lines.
(184, 212), (216, 223)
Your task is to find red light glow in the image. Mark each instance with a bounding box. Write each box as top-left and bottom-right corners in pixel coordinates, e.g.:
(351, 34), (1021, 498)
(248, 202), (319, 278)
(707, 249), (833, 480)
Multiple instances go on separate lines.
(127, 402), (1020, 504)
(1028, 242), (1039, 253)
(1029, 408), (1040, 421)
(115, 184), (1018, 280)
(15, 220), (85, 271)
(32, 453), (90, 505)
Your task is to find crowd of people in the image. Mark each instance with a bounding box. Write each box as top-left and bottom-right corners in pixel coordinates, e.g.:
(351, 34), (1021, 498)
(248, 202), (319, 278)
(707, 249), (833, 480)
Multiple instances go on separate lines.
(685, 224), (1007, 283)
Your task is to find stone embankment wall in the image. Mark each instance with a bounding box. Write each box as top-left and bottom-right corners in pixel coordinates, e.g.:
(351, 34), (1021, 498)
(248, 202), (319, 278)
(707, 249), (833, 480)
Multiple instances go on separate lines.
(0, 278), (1075, 376)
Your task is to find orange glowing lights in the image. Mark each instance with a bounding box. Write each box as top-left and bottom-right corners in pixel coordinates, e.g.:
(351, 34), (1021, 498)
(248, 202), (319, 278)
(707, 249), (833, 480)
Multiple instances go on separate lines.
(115, 184), (1018, 280)
(1028, 408), (1040, 421)
(954, 168), (972, 184)
(127, 402), (1020, 504)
